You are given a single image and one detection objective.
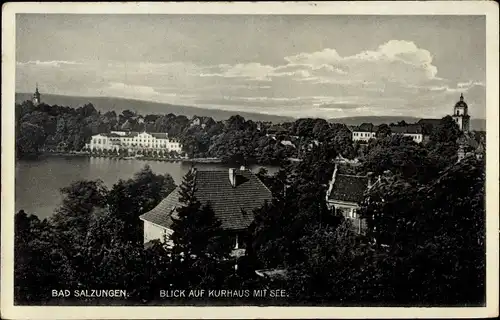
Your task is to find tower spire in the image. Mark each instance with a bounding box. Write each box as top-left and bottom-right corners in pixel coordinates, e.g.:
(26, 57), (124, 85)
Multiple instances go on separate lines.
(460, 93), (464, 101)
(33, 82), (41, 105)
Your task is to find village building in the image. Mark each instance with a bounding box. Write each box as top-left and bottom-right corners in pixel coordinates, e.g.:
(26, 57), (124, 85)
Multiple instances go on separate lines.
(351, 123), (378, 142)
(326, 165), (379, 234)
(452, 93), (471, 133)
(450, 94), (485, 162)
(86, 131), (183, 154)
(139, 167), (272, 257)
(457, 134), (485, 162)
(189, 116), (215, 129)
(417, 118), (441, 134)
(390, 123), (425, 143)
(350, 94), (478, 146)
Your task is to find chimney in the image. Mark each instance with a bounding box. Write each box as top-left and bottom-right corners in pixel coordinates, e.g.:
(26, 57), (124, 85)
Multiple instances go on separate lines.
(367, 172), (374, 189)
(229, 168), (237, 187)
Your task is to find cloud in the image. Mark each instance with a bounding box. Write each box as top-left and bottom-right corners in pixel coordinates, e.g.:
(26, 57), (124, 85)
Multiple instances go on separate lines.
(200, 63), (274, 81)
(15, 39), (486, 119)
(283, 40), (440, 86)
(107, 82), (158, 96)
(16, 60), (82, 67)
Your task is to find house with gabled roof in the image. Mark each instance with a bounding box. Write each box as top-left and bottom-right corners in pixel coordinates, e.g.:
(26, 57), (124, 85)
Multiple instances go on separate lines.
(139, 167), (272, 255)
(390, 124), (426, 143)
(326, 165), (380, 234)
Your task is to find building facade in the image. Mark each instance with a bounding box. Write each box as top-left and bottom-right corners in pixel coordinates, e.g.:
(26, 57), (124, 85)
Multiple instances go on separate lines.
(390, 124), (425, 143)
(351, 123), (378, 142)
(86, 131), (183, 154)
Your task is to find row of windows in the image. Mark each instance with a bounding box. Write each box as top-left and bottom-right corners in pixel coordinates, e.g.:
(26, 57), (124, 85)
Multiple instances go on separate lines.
(353, 132), (376, 138)
(352, 133), (422, 142)
(92, 138), (179, 145)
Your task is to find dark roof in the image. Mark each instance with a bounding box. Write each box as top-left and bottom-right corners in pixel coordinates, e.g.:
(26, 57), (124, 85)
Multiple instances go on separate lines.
(390, 124), (423, 134)
(140, 169), (272, 231)
(418, 118), (441, 126)
(150, 132), (169, 139)
(353, 123), (377, 133)
(102, 131), (139, 138)
(328, 174), (369, 204)
(455, 101), (468, 109)
(139, 188), (181, 228)
(102, 132), (138, 138)
(102, 132), (123, 138)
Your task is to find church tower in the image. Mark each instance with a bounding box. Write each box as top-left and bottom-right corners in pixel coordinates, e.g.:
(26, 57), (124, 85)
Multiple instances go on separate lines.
(32, 83), (41, 106)
(452, 93), (470, 133)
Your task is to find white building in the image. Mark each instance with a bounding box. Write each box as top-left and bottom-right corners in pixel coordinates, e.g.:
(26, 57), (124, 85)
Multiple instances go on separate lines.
(86, 131), (183, 154)
(390, 124), (425, 143)
(352, 130), (377, 142)
(351, 122), (426, 144)
(351, 123), (378, 142)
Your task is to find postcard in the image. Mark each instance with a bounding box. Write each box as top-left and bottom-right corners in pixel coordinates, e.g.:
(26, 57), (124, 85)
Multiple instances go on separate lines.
(1, 1), (498, 319)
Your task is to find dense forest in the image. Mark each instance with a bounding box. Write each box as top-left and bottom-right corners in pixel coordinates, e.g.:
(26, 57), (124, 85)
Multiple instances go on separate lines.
(16, 100), (485, 167)
(15, 100), (366, 165)
(15, 115), (486, 305)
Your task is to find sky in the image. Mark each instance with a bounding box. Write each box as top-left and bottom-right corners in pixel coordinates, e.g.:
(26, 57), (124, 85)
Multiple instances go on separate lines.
(16, 14), (486, 119)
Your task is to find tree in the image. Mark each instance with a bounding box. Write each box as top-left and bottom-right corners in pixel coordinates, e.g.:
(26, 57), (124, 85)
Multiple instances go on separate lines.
(15, 210), (77, 303)
(429, 116), (461, 143)
(286, 221), (376, 304)
(426, 116), (462, 170)
(16, 122), (46, 157)
(250, 149), (342, 271)
(107, 165), (175, 243)
(376, 124), (391, 139)
(225, 115), (247, 132)
(50, 179), (109, 257)
(359, 156), (485, 305)
(362, 135), (439, 183)
(169, 169), (233, 289)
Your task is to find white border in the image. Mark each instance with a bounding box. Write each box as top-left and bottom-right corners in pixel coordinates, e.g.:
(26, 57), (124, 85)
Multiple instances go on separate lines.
(2, 2), (498, 319)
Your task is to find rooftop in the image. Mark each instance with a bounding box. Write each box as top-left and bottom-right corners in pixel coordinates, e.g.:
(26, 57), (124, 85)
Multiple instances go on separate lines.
(353, 123), (378, 133)
(390, 124), (423, 134)
(328, 174), (369, 204)
(140, 168), (272, 231)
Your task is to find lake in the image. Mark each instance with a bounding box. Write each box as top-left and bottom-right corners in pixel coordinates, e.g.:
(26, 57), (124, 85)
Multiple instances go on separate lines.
(15, 156), (279, 219)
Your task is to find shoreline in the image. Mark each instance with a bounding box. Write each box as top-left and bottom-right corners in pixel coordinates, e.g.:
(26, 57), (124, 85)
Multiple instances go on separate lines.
(20, 152), (223, 164)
